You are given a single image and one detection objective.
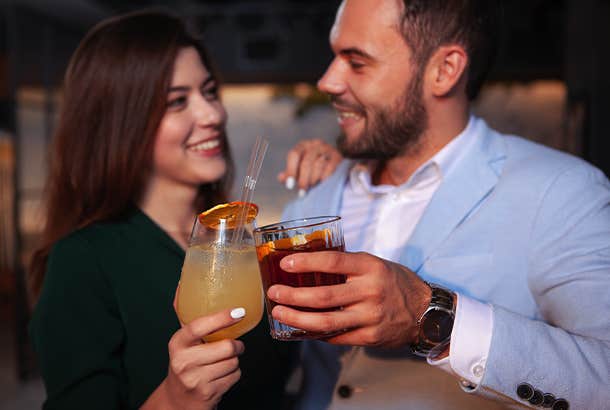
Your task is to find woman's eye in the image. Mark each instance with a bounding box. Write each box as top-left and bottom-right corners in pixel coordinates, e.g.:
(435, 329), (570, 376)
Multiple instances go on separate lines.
(202, 86), (219, 100)
(167, 96), (187, 108)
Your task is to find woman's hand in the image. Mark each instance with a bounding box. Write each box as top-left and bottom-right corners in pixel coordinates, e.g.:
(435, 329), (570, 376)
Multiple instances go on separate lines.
(278, 139), (342, 196)
(163, 308), (246, 410)
(141, 283), (246, 410)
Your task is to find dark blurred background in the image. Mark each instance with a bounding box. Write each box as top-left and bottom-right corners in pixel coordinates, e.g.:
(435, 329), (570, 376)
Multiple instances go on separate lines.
(1, 0), (609, 407)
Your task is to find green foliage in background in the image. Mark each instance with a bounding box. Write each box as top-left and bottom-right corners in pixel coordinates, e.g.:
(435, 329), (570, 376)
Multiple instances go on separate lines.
(271, 84), (331, 118)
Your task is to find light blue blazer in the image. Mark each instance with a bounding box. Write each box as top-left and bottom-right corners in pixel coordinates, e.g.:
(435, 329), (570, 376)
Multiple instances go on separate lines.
(282, 119), (610, 409)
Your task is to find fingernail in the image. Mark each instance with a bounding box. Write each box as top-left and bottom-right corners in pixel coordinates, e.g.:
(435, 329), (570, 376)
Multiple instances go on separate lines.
(285, 177), (295, 190)
(267, 287), (279, 301)
(298, 188), (306, 198)
(280, 256), (294, 270)
(230, 307), (246, 319)
(271, 305), (284, 321)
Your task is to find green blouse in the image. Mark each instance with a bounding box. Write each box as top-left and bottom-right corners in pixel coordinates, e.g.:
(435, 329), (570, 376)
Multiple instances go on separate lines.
(30, 208), (298, 409)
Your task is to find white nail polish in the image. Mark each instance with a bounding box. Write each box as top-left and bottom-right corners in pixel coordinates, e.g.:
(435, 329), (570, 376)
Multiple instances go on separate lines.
(298, 188), (306, 198)
(230, 308), (246, 319)
(285, 177), (296, 190)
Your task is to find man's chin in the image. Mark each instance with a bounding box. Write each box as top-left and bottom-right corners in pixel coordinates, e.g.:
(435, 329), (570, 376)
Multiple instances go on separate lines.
(337, 135), (381, 160)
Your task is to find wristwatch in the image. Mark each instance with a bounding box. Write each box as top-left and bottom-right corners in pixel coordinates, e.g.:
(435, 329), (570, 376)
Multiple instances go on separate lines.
(410, 283), (456, 357)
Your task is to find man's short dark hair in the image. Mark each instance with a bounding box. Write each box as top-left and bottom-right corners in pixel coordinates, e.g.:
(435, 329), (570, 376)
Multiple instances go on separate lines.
(398, 0), (501, 100)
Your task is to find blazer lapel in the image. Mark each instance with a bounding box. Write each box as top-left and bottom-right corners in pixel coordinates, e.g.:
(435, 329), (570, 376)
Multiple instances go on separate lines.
(399, 120), (507, 272)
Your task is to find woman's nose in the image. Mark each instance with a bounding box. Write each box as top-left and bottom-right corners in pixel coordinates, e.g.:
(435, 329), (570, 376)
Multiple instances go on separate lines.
(194, 98), (224, 127)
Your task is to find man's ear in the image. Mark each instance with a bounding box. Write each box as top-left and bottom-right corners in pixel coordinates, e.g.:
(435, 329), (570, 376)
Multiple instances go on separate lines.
(425, 45), (468, 97)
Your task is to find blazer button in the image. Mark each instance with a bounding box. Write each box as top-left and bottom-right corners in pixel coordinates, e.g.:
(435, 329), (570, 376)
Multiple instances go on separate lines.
(516, 383), (534, 400)
(337, 385), (353, 399)
(542, 393), (555, 408)
(552, 398), (569, 410)
(528, 390), (544, 406)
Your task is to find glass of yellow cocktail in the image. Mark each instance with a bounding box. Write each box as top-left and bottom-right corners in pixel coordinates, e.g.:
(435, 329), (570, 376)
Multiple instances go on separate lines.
(176, 202), (263, 342)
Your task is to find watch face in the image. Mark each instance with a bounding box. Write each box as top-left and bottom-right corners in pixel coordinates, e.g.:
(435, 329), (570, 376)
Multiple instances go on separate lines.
(421, 309), (454, 344)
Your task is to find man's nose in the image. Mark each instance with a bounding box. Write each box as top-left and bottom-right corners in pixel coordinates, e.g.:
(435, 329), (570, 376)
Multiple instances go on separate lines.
(317, 58), (346, 96)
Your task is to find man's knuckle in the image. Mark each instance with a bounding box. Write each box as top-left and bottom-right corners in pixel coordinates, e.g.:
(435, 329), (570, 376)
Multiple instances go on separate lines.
(370, 304), (384, 323)
(321, 314), (339, 329)
(318, 288), (334, 305)
(371, 258), (387, 274)
(329, 253), (345, 271)
(364, 328), (382, 345)
(369, 278), (386, 300)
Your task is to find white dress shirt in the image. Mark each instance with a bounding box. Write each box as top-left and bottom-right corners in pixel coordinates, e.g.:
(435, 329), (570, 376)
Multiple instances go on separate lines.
(339, 116), (493, 387)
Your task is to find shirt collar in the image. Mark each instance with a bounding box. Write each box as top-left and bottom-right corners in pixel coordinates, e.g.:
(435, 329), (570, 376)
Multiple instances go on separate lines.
(348, 115), (478, 195)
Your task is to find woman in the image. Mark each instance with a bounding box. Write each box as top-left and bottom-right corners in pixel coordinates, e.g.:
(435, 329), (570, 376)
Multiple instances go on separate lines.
(28, 11), (304, 410)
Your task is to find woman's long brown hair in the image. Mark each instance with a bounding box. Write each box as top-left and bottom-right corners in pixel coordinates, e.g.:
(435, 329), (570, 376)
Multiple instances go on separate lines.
(29, 10), (233, 301)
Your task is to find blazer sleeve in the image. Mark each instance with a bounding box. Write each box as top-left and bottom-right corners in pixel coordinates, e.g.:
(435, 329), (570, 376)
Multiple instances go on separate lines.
(480, 164), (610, 409)
(30, 232), (127, 409)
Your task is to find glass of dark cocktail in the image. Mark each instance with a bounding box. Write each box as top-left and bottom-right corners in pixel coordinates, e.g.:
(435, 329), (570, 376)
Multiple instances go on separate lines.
(253, 216), (345, 340)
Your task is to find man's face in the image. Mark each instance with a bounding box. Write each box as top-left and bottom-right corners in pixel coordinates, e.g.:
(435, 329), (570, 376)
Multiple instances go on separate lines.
(318, 0), (428, 160)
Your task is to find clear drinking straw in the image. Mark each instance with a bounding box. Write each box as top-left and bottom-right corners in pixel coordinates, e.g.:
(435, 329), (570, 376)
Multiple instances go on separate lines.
(231, 136), (269, 244)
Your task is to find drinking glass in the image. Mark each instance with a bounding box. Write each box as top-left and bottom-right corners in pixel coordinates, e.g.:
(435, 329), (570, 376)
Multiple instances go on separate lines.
(176, 217), (264, 342)
(253, 216), (346, 341)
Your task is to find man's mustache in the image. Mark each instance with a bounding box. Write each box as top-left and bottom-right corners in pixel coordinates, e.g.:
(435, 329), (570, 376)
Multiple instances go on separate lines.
(330, 96), (365, 115)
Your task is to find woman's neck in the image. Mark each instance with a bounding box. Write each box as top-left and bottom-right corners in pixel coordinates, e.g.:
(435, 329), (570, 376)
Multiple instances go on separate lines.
(138, 177), (200, 249)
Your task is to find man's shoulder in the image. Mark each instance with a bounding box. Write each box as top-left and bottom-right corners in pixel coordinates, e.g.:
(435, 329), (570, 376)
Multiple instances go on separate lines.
(503, 134), (579, 164)
(478, 122), (601, 179)
(283, 160), (352, 220)
(487, 129), (609, 194)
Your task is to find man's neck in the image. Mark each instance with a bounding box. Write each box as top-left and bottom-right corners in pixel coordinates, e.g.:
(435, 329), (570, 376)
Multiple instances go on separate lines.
(374, 108), (469, 186)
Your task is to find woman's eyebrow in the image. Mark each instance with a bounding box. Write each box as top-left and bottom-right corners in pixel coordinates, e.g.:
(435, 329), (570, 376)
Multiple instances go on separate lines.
(168, 75), (215, 93)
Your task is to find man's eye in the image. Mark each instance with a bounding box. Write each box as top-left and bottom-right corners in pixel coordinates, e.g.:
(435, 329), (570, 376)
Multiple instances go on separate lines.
(167, 96), (187, 108)
(349, 60), (365, 69)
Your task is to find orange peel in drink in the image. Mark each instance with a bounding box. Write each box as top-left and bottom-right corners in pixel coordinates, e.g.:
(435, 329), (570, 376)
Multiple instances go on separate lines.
(255, 228), (332, 260)
(198, 201), (258, 229)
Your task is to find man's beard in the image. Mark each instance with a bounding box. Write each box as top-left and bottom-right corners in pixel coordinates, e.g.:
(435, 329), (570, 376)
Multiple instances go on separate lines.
(336, 70), (428, 160)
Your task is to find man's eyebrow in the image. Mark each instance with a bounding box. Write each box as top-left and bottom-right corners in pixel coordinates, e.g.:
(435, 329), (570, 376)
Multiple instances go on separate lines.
(339, 47), (374, 60)
(168, 75), (215, 92)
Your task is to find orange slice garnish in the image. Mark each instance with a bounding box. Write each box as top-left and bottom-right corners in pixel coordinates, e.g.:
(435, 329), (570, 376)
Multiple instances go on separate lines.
(198, 201), (258, 229)
(255, 228), (331, 260)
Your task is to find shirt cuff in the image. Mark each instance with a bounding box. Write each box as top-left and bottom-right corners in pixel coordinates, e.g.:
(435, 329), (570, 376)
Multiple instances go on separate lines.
(428, 293), (493, 387)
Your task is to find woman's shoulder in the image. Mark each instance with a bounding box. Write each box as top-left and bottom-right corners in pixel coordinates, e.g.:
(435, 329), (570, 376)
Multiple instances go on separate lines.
(38, 221), (131, 316)
(53, 212), (141, 254)
(47, 216), (138, 277)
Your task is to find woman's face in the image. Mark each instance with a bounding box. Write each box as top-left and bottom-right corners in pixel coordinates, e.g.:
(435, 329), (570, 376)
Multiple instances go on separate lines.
(151, 46), (228, 190)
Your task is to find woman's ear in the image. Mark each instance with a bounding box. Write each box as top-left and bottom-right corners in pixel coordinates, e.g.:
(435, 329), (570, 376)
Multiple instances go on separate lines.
(425, 45), (468, 98)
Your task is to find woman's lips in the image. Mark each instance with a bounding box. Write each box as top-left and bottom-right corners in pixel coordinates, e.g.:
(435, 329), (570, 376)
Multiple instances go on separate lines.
(186, 137), (223, 156)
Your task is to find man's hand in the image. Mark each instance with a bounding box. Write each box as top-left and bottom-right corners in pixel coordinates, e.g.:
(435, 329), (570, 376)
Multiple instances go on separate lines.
(266, 251), (432, 348)
(278, 139), (342, 195)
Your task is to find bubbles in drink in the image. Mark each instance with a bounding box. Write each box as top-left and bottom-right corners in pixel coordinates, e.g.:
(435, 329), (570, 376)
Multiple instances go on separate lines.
(177, 243), (263, 341)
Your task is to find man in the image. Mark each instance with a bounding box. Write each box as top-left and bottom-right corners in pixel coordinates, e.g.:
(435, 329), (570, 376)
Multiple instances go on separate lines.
(272, 0), (610, 409)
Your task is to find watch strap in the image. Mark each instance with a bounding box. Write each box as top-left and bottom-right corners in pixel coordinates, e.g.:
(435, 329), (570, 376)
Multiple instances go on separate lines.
(410, 283), (456, 357)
